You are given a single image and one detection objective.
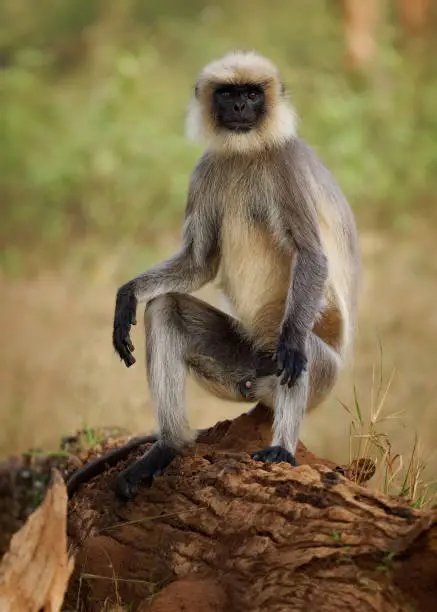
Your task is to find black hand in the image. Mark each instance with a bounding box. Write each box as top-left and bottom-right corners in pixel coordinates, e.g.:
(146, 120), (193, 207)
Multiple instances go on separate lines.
(113, 283), (137, 367)
(275, 325), (307, 388)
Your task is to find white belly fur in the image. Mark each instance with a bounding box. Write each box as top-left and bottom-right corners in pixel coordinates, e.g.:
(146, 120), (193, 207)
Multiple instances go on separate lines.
(218, 213), (291, 347)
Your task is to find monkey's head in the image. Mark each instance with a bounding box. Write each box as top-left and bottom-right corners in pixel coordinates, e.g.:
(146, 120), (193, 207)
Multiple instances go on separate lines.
(187, 51), (297, 154)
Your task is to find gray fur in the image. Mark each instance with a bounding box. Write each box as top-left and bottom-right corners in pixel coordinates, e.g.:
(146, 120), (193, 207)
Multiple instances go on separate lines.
(273, 331), (341, 453)
(145, 296), (191, 448)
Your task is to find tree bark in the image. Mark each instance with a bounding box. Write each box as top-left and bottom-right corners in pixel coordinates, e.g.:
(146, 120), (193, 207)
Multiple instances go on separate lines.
(66, 404), (437, 612)
(399, 0), (430, 35)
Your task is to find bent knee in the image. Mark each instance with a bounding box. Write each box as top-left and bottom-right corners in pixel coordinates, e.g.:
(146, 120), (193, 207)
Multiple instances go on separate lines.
(317, 349), (341, 391)
(144, 292), (183, 327)
(307, 351), (341, 410)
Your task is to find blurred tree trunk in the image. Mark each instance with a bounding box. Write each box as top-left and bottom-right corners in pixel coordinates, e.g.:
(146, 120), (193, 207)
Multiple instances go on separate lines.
(399, 0), (430, 35)
(343, 0), (381, 71)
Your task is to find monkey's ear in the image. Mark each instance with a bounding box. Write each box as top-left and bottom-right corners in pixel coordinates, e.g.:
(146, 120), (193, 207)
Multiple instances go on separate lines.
(280, 81), (286, 96)
(194, 83), (200, 98)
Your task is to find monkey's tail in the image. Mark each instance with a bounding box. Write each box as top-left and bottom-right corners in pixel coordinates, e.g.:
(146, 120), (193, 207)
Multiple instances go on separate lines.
(66, 434), (158, 498)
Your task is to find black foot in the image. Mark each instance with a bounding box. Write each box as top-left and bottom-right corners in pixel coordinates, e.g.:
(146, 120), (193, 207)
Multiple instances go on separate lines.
(251, 445), (297, 466)
(114, 442), (178, 501)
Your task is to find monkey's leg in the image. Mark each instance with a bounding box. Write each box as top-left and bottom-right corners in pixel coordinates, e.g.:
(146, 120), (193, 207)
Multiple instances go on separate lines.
(252, 333), (340, 465)
(115, 293), (277, 500)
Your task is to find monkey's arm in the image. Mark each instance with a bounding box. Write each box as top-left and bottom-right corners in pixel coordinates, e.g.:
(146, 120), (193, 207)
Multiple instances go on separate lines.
(276, 167), (329, 386)
(113, 199), (219, 367)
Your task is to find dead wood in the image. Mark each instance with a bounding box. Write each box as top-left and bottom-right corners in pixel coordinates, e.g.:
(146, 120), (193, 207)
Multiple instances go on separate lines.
(0, 470), (74, 612)
(0, 426), (132, 558)
(65, 404), (437, 612)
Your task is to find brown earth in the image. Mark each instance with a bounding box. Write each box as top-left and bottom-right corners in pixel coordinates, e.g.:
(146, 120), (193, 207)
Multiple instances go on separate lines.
(65, 404), (437, 612)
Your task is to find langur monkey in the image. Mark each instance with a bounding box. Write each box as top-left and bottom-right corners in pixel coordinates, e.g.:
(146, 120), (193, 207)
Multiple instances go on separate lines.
(67, 51), (361, 500)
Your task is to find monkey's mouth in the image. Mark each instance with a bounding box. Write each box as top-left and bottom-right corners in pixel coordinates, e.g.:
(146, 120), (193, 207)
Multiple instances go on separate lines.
(225, 121), (254, 132)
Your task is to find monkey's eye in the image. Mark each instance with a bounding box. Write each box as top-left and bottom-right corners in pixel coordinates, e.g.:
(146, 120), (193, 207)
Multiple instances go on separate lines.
(219, 90), (232, 98)
(247, 91), (259, 100)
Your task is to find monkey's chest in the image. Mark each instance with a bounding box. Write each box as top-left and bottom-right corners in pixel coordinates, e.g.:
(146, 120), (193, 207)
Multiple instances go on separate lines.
(218, 218), (290, 344)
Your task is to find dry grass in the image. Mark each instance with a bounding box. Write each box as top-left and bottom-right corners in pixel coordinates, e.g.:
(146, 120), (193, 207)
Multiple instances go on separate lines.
(1, 222), (437, 496)
(340, 360), (436, 508)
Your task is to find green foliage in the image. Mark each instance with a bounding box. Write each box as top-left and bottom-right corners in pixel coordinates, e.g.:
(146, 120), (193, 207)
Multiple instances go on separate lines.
(1, 0), (437, 270)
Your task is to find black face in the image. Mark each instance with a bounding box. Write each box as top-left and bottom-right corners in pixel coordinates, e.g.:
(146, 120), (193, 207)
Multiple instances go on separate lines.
(212, 84), (266, 132)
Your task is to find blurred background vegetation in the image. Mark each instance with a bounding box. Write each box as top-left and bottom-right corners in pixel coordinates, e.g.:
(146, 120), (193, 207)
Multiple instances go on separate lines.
(1, 0), (436, 496)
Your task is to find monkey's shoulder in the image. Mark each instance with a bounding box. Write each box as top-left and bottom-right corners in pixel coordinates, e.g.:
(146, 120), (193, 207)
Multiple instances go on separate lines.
(285, 139), (351, 201)
(278, 138), (339, 184)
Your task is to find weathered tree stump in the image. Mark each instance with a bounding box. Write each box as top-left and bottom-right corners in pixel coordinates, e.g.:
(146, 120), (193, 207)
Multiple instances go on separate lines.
(66, 405), (437, 612)
(0, 471), (74, 612)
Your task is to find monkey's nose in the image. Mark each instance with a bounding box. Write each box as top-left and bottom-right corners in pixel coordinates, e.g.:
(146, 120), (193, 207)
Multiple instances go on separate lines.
(233, 102), (245, 113)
